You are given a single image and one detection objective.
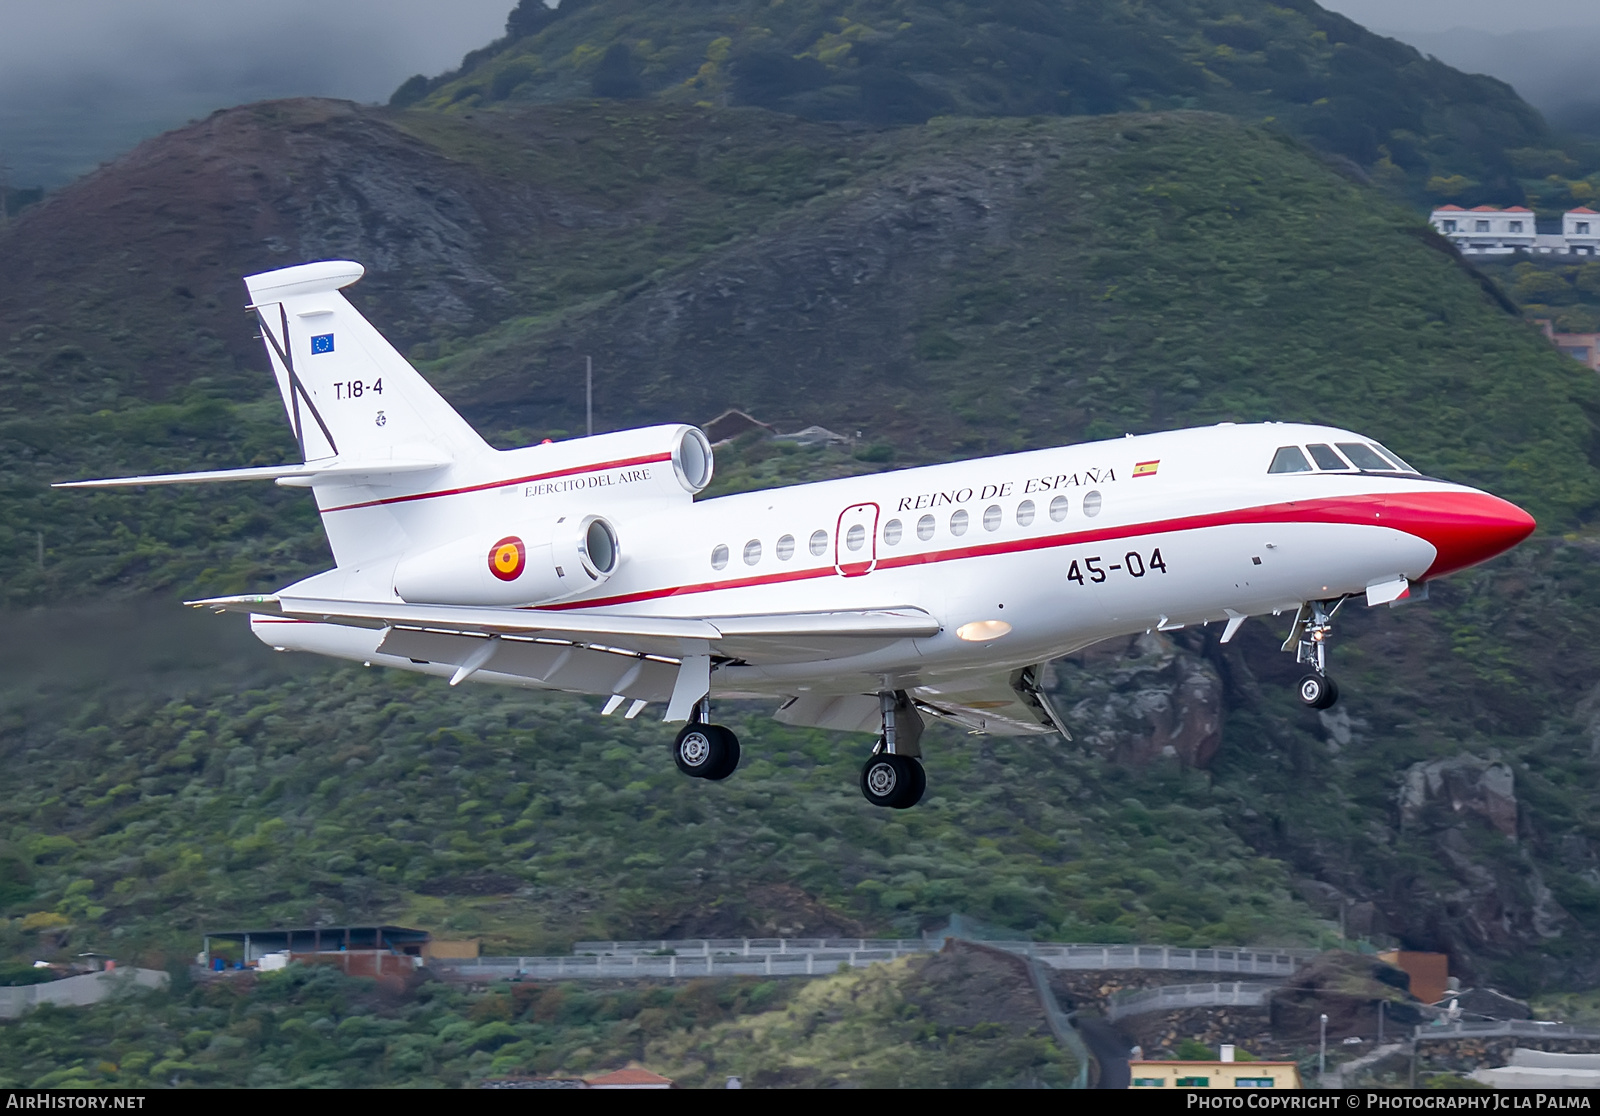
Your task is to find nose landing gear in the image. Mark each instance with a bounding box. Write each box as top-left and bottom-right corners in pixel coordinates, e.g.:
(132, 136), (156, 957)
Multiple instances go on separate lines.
(672, 697), (741, 781)
(1284, 598), (1345, 710)
(860, 691), (926, 809)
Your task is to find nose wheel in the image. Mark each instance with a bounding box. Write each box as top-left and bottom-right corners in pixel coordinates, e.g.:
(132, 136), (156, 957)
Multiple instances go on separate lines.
(1297, 673), (1339, 710)
(1284, 598), (1345, 709)
(672, 697), (740, 781)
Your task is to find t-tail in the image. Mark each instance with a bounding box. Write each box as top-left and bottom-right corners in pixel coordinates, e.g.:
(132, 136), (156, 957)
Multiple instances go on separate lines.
(55, 260), (714, 577)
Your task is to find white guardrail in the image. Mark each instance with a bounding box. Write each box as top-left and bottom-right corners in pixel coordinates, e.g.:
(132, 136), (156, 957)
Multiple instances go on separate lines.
(1107, 982), (1279, 1022)
(438, 940), (1317, 982)
(1416, 1021), (1600, 1041)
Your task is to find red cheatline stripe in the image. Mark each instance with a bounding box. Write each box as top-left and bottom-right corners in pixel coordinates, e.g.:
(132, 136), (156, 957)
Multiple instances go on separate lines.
(320, 452), (674, 513)
(534, 493), (1413, 612)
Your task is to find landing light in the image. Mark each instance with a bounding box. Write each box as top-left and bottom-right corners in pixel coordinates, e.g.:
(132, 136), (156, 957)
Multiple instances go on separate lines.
(956, 620), (1012, 642)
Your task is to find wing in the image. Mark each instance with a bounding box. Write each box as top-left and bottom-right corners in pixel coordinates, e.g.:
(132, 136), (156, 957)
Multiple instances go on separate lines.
(192, 594), (941, 719)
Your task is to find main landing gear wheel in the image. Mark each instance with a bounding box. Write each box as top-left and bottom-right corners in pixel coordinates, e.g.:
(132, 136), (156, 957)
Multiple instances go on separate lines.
(860, 751), (926, 810)
(673, 723), (741, 781)
(1297, 673), (1339, 710)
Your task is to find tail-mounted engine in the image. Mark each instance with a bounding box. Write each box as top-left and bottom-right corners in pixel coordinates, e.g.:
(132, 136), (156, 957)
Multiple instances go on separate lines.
(395, 514), (621, 606)
(391, 424), (712, 607)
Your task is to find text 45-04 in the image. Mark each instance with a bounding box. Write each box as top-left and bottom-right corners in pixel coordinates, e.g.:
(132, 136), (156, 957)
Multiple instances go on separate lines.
(1067, 548), (1168, 585)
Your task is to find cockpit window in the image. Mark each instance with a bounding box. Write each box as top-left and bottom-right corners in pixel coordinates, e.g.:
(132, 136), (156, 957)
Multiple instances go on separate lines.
(1370, 443), (1418, 473)
(1268, 446), (1313, 473)
(1336, 442), (1396, 471)
(1306, 443), (1350, 471)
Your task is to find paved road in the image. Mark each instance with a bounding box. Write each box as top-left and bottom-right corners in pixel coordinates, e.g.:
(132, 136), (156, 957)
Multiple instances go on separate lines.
(1076, 1016), (1133, 1089)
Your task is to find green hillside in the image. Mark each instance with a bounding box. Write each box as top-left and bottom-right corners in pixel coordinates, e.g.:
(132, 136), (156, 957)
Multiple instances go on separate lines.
(403, 0), (1575, 208)
(3, 91), (1600, 1084)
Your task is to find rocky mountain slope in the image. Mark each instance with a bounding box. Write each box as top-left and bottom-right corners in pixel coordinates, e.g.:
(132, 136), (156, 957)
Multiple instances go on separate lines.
(409, 0), (1571, 207)
(2, 96), (1599, 992)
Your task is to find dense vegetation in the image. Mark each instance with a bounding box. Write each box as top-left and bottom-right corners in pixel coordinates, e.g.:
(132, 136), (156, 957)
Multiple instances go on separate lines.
(0, 952), (1077, 1088)
(401, 0), (1582, 209)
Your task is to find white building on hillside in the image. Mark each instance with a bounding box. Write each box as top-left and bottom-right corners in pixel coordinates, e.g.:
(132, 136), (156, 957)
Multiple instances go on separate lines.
(1564, 207), (1600, 254)
(1431, 205), (1600, 256)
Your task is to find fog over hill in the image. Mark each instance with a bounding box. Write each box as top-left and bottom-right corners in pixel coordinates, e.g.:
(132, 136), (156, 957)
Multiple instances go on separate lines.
(0, 0), (512, 187)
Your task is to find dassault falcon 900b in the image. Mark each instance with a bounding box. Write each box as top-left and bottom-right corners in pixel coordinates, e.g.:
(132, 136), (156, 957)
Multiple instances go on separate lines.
(59, 261), (1537, 809)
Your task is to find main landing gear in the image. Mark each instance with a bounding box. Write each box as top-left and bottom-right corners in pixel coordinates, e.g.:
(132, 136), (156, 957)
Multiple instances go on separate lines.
(672, 697), (741, 781)
(1285, 598), (1344, 710)
(860, 691), (926, 810)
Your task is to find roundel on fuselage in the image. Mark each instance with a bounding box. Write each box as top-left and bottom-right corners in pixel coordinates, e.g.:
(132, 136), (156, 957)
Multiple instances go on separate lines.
(489, 536), (526, 581)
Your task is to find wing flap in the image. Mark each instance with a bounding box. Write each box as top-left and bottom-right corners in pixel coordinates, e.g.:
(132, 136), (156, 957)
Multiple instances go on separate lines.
(375, 628), (679, 701)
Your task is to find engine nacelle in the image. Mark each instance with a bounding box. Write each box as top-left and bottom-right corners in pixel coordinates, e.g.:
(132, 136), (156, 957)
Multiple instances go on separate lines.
(394, 515), (620, 606)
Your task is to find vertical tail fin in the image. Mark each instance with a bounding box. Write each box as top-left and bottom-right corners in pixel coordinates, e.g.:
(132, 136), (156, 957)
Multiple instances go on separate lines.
(243, 261), (490, 466)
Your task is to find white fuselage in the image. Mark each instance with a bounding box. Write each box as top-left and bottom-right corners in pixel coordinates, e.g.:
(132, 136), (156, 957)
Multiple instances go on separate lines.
(254, 420), (1530, 706)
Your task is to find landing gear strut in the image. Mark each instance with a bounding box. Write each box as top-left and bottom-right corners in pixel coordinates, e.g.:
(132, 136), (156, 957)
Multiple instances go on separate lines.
(672, 696), (740, 781)
(1284, 599), (1344, 710)
(860, 691), (926, 809)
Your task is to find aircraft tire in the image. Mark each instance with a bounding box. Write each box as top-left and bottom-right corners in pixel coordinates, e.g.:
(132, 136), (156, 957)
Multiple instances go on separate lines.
(673, 723), (738, 779)
(860, 753), (924, 809)
(1297, 673), (1339, 710)
(702, 730), (741, 782)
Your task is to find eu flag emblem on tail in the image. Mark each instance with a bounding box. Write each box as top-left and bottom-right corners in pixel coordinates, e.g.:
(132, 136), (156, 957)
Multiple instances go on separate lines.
(1133, 459), (1159, 477)
(310, 333), (334, 354)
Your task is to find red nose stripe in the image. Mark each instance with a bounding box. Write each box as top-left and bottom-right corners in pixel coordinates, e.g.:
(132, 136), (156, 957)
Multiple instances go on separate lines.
(1376, 490), (1536, 578)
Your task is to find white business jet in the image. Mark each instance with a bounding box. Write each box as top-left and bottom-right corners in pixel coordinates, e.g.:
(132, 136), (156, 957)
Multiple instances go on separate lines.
(59, 261), (1536, 808)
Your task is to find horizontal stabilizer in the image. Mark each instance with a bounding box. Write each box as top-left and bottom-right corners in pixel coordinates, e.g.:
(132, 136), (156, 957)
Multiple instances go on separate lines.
(54, 451), (451, 489)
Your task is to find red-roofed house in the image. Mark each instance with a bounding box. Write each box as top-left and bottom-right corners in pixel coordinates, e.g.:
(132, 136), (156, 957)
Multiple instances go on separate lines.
(585, 1067), (675, 1089)
(1430, 205), (1600, 256)
(1429, 205), (1535, 252)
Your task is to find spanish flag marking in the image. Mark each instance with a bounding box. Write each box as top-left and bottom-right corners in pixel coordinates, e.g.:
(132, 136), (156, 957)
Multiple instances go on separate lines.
(1133, 460), (1160, 478)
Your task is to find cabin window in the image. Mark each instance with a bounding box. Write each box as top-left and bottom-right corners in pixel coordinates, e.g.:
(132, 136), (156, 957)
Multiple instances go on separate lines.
(983, 505), (1002, 531)
(845, 524), (866, 551)
(1016, 499), (1036, 526)
(809, 529), (828, 556)
(711, 544), (729, 570)
(917, 514), (936, 540)
(1049, 495), (1069, 522)
(1306, 443), (1350, 470)
(1371, 443), (1417, 473)
(776, 534), (796, 561)
(1268, 446), (1312, 473)
(1336, 442), (1395, 471)
(743, 539), (762, 565)
(883, 519), (903, 545)
(1082, 490), (1103, 517)
(950, 509), (969, 536)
